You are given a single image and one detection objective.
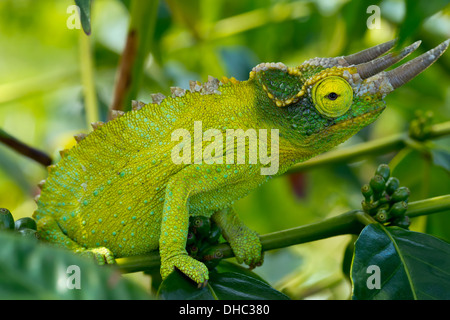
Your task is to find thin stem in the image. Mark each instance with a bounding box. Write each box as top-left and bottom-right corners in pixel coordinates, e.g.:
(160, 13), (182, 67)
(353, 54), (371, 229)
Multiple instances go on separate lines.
(0, 68), (79, 106)
(115, 194), (450, 273)
(286, 121), (450, 174)
(259, 210), (362, 251)
(0, 129), (52, 167)
(209, 1), (310, 40)
(79, 32), (99, 128)
(110, 0), (159, 113)
(406, 195), (450, 218)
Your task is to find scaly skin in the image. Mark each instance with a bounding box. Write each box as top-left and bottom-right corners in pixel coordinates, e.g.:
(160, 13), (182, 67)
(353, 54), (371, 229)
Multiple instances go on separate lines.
(33, 40), (449, 285)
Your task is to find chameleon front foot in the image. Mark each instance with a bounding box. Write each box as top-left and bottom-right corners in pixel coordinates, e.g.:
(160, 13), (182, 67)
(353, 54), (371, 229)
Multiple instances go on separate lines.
(229, 230), (264, 269)
(77, 247), (115, 265)
(212, 208), (264, 270)
(161, 253), (209, 286)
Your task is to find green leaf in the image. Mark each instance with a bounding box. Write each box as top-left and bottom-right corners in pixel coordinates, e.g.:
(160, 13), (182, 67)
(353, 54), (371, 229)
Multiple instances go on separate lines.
(351, 224), (450, 300)
(157, 263), (290, 300)
(207, 271), (289, 300)
(340, 0), (382, 54)
(390, 147), (450, 241)
(214, 260), (268, 284)
(342, 236), (357, 280)
(157, 271), (217, 300)
(397, 0), (448, 47)
(74, 0), (92, 35)
(0, 231), (150, 299)
(430, 147), (450, 173)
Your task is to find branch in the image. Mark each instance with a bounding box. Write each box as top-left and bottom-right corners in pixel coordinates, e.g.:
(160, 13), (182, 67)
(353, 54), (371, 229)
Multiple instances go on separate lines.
(286, 121), (450, 174)
(110, 27), (138, 113)
(405, 195), (450, 218)
(110, 0), (159, 113)
(0, 129), (52, 167)
(115, 194), (450, 273)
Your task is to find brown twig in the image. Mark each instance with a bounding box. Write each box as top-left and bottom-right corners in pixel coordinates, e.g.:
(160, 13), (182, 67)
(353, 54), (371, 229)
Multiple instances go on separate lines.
(109, 1), (159, 115)
(110, 30), (138, 114)
(0, 129), (52, 167)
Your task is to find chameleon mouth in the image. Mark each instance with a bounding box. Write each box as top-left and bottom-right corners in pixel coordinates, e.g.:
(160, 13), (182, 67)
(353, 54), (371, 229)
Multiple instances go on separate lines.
(326, 104), (385, 136)
(351, 104), (385, 124)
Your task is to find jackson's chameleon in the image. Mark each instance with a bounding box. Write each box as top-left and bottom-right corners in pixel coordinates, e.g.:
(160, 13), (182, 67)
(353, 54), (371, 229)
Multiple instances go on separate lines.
(33, 39), (449, 286)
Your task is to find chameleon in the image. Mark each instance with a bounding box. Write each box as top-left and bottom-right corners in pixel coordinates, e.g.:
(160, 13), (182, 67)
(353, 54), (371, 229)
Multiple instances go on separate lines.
(33, 39), (449, 286)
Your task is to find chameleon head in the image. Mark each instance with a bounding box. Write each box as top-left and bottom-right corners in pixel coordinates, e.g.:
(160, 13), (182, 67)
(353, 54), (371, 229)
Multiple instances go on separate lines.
(252, 39), (449, 157)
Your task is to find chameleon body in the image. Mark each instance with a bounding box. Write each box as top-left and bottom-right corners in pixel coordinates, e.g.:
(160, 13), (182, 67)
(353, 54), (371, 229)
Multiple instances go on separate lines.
(33, 40), (449, 285)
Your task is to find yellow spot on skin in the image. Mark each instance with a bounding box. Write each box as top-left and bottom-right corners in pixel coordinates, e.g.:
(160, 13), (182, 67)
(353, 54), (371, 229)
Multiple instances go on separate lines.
(287, 67), (302, 76)
(229, 77), (239, 84)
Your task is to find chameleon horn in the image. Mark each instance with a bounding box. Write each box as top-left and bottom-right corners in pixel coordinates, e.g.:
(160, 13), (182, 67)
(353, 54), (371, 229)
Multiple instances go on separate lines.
(355, 41), (421, 79)
(343, 39), (397, 65)
(385, 39), (450, 90)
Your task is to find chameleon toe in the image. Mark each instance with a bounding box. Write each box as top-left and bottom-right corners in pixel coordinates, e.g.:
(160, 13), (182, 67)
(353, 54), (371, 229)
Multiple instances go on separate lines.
(197, 280), (208, 289)
(81, 247), (115, 265)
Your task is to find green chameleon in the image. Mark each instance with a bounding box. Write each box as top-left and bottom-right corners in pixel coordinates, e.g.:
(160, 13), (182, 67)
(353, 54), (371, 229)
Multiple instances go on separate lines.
(33, 39), (449, 286)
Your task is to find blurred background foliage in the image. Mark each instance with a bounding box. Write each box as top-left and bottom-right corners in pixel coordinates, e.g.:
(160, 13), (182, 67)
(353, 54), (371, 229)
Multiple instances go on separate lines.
(0, 0), (448, 299)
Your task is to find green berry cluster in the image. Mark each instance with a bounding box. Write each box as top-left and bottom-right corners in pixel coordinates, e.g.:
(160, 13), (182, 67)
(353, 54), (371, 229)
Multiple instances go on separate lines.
(186, 216), (223, 270)
(0, 208), (40, 242)
(409, 110), (434, 141)
(361, 164), (411, 229)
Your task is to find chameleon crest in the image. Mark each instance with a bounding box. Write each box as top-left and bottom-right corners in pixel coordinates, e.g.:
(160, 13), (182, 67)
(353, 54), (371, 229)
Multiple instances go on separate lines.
(34, 39), (449, 286)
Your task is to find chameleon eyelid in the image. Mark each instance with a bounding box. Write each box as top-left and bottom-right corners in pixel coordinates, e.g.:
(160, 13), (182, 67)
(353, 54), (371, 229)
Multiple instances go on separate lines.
(312, 76), (353, 118)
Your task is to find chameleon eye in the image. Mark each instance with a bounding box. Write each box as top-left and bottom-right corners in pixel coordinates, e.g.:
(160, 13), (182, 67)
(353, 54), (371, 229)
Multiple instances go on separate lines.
(327, 92), (338, 100)
(312, 76), (353, 118)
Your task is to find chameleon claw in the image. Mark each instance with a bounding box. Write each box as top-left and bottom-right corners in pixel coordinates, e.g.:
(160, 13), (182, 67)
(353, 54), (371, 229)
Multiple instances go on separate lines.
(80, 247), (116, 266)
(248, 258), (264, 270)
(197, 279), (208, 289)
